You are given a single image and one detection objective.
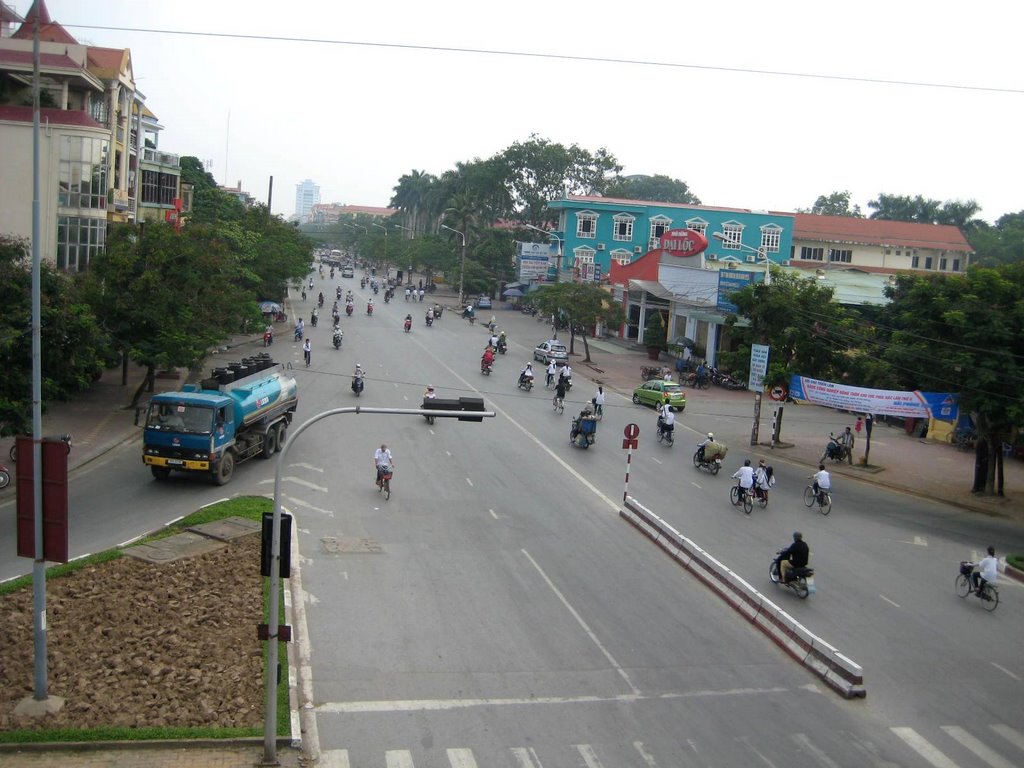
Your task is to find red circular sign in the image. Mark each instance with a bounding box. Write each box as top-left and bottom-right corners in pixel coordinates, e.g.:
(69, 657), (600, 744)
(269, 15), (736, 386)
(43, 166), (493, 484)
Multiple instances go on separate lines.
(660, 228), (709, 258)
(624, 423), (640, 439)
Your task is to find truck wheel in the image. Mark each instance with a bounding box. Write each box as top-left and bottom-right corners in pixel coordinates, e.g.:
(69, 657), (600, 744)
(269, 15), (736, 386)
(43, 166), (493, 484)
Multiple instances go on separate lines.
(151, 466), (171, 481)
(261, 429), (276, 459)
(274, 423), (286, 452)
(214, 451), (235, 485)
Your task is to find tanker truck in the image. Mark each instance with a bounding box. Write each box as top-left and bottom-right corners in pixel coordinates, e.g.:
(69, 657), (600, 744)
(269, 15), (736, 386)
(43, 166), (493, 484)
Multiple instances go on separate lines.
(142, 355), (298, 485)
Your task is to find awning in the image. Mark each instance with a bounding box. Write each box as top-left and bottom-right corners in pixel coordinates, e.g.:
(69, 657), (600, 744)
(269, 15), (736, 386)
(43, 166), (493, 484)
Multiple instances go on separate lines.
(628, 279), (674, 300)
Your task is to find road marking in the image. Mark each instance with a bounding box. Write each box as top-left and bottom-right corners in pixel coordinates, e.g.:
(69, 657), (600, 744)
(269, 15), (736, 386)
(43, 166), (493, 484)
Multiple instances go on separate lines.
(791, 733), (843, 768)
(260, 476), (327, 492)
(879, 595), (901, 608)
(691, 481), (701, 489)
(447, 748), (479, 768)
(466, 477), (474, 487)
(522, 549), (638, 695)
(319, 750), (350, 768)
(511, 747), (543, 767)
(914, 535), (927, 546)
(942, 726), (1016, 768)
(284, 497), (335, 516)
(446, 450), (451, 457)
(489, 509), (498, 520)
(633, 741), (659, 767)
(385, 750), (414, 768)
(199, 498), (229, 509)
(991, 663), (1020, 681)
(890, 727), (959, 768)
(650, 457), (663, 465)
(290, 462), (324, 472)
(575, 744), (605, 768)
(991, 724), (1024, 751)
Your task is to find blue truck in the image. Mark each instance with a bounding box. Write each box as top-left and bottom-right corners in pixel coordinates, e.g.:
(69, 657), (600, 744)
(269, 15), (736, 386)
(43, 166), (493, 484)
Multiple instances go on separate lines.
(142, 355), (298, 485)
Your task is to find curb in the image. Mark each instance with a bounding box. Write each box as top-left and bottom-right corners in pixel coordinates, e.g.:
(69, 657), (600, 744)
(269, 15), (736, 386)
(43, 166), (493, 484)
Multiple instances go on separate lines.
(0, 737), (301, 753)
(619, 495), (865, 699)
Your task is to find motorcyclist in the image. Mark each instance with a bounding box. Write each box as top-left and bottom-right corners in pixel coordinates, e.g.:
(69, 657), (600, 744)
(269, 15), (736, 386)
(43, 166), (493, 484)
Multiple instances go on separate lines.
(558, 363), (573, 391)
(657, 401), (675, 440)
(337, 286), (342, 300)
(497, 331), (507, 353)
(346, 300), (354, 316)
(518, 362), (534, 386)
(367, 297), (375, 314)
(332, 325), (343, 348)
(352, 363), (365, 392)
(311, 307), (319, 327)
(264, 325), (274, 346)
(489, 332), (499, 349)
(345, 290), (353, 303)
(732, 459), (754, 502)
(697, 432), (715, 462)
(404, 314), (413, 332)
(426, 307), (434, 325)
(481, 346), (496, 371)
(776, 531), (810, 584)
(318, 291), (324, 308)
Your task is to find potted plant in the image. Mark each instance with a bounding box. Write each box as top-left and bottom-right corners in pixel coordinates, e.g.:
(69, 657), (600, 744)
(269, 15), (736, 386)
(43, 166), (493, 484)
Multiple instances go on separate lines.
(643, 312), (667, 361)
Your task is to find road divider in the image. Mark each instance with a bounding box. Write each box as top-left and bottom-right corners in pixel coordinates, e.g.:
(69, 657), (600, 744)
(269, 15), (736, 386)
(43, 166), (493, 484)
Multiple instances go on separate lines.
(620, 495), (866, 699)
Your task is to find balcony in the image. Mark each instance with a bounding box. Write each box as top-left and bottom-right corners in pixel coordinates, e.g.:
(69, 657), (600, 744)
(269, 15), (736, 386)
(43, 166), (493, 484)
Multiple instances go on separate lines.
(142, 148), (180, 168)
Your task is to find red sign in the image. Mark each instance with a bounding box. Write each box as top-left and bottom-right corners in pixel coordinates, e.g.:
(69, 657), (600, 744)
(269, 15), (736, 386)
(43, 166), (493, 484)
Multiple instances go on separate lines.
(660, 228), (708, 258)
(622, 423), (640, 449)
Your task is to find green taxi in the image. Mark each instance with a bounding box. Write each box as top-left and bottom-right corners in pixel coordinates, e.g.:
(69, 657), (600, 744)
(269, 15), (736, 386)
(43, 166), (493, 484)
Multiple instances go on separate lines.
(632, 380), (687, 412)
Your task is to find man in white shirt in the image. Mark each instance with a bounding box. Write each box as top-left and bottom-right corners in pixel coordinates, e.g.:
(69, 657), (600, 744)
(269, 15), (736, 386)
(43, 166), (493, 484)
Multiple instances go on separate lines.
(546, 361), (557, 388)
(560, 363), (572, 385)
(658, 402), (675, 439)
(732, 459), (754, 500)
(373, 443), (394, 488)
(811, 464), (831, 495)
(593, 386), (606, 418)
(973, 546), (998, 595)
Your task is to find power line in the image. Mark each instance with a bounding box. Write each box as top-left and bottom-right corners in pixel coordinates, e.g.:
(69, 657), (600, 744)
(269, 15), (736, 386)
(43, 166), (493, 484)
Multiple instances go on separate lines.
(63, 24), (1024, 96)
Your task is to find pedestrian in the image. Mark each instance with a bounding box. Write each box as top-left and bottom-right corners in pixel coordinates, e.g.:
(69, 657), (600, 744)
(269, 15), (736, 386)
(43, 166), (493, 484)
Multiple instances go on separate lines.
(303, 338), (311, 367)
(854, 416), (863, 436)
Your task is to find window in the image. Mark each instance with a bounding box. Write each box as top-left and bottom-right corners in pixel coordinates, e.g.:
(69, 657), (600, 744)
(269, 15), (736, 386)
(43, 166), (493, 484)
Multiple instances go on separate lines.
(940, 257), (948, 271)
(649, 216), (671, 250)
(56, 215), (106, 272)
(924, 256), (933, 270)
(800, 246), (824, 261)
(573, 247), (596, 264)
(58, 136), (108, 211)
(720, 222), (743, 250)
(952, 258), (961, 272)
(612, 213), (634, 242)
(829, 249), (852, 264)
(576, 211), (597, 239)
(911, 255), (920, 268)
(760, 224), (782, 253)
(611, 249), (632, 266)
(141, 170), (179, 206)
(685, 218), (708, 237)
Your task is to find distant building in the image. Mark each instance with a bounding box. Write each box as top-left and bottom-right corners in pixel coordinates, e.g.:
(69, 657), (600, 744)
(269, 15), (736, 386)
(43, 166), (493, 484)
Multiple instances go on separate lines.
(219, 180), (256, 208)
(294, 179), (320, 223)
(308, 203), (396, 224)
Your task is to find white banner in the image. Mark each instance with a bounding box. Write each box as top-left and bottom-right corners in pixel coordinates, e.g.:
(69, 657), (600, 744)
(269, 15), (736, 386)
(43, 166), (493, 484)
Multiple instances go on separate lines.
(788, 375), (959, 420)
(748, 344), (769, 393)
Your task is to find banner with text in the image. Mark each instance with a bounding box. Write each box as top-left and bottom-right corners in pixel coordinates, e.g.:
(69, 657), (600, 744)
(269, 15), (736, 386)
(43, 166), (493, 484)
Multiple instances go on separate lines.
(788, 376), (959, 421)
(518, 242), (555, 282)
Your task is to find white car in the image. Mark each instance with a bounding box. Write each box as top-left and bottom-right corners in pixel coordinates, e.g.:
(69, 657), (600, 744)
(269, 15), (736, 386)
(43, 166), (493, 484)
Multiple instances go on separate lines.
(533, 340), (568, 365)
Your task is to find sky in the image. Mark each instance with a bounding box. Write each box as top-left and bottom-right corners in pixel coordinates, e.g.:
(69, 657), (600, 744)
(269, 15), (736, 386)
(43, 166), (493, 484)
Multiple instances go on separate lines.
(31, 0), (1024, 223)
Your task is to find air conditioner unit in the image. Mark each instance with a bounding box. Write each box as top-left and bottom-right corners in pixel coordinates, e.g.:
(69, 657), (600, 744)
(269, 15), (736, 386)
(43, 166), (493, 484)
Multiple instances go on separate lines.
(597, 243), (605, 251)
(746, 255), (756, 263)
(634, 246), (642, 253)
(706, 254), (718, 261)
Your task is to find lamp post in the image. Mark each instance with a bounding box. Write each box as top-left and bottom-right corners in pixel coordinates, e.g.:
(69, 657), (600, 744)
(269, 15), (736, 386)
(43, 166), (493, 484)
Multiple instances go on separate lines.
(712, 232), (771, 285)
(440, 223), (467, 305)
(372, 222), (388, 271)
(524, 223), (564, 280)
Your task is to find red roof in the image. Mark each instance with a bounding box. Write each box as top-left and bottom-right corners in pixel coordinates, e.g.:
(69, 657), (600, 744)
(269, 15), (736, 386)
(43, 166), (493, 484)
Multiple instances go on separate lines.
(788, 213), (972, 253)
(0, 49), (86, 71)
(0, 105), (103, 129)
(12, 0), (78, 44)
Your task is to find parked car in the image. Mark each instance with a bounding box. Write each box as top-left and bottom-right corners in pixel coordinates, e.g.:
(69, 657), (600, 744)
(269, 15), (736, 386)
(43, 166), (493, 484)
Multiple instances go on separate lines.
(632, 380), (687, 411)
(476, 295), (493, 310)
(533, 340), (568, 365)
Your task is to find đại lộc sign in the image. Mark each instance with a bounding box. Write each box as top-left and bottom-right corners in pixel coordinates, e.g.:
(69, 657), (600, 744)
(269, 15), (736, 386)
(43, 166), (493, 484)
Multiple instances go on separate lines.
(659, 228), (708, 258)
(788, 375), (958, 421)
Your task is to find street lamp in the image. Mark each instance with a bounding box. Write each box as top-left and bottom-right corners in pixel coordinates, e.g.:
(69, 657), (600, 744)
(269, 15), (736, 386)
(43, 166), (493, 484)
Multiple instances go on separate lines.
(372, 222), (388, 268)
(439, 223), (467, 304)
(712, 232), (771, 285)
(524, 223), (564, 278)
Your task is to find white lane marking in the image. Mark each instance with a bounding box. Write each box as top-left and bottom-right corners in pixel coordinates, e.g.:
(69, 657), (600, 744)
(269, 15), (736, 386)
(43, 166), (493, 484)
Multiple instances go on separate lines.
(446, 450), (451, 457)
(489, 509), (498, 520)
(633, 741), (659, 767)
(118, 534), (145, 548)
(316, 686), (784, 713)
(792, 733), (843, 768)
(290, 462), (323, 472)
(198, 498), (229, 509)
(165, 514), (186, 526)
(447, 748), (479, 768)
(991, 663), (1020, 681)
(466, 477), (474, 487)
(385, 750), (414, 768)
(650, 457), (663, 465)
(259, 476), (327, 492)
(743, 737), (780, 767)
(522, 549), (638, 695)
(914, 535), (927, 546)
(890, 727), (959, 768)
(319, 750), (350, 768)
(942, 726), (1016, 768)
(511, 747), (543, 767)
(575, 744), (604, 768)
(879, 594), (901, 608)
(991, 724), (1024, 751)
(691, 481), (701, 489)
(284, 497), (335, 516)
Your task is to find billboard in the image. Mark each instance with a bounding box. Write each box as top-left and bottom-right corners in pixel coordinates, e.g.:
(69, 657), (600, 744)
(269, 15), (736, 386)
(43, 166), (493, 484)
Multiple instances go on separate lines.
(518, 242), (555, 282)
(717, 270), (763, 313)
(788, 375), (959, 421)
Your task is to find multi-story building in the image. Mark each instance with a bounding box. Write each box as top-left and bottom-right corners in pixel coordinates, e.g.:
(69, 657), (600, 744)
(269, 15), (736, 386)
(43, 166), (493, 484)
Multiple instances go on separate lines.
(294, 179), (319, 223)
(308, 203), (396, 225)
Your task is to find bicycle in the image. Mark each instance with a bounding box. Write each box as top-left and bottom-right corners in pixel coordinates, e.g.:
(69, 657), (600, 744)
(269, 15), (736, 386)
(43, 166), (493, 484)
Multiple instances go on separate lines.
(955, 561), (999, 611)
(592, 401), (603, 421)
(803, 485), (832, 516)
(730, 484), (753, 515)
(376, 465), (393, 500)
(552, 395), (564, 414)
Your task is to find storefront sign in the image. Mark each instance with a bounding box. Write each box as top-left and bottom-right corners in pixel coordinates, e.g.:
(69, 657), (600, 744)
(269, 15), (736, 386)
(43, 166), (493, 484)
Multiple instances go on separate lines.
(748, 344), (769, 392)
(519, 242), (555, 282)
(660, 228), (709, 257)
(716, 270), (762, 313)
(788, 375), (959, 420)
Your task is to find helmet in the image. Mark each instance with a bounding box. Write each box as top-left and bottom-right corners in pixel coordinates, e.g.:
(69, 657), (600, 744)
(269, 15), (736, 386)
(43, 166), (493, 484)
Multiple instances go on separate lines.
(707, 432), (714, 439)
(793, 531), (803, 541)
(356, 363), (362, 368)
(427, 386), (434, 391)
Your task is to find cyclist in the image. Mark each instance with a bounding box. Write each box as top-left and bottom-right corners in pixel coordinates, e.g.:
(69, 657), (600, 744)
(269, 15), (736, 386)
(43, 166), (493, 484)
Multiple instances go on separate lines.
(754, 459), (772, 501)
(732, 459), (754, 501)
(811, 464), (831, 502)
(972, 546), (998, 596)
(657, 401), (675, 441)
(592, 385), (605, 419)
(546, 360), (557, 388)
(777, 531), (810, 584)
(373, 443), (395, 489)
(553, 376), (568, 411)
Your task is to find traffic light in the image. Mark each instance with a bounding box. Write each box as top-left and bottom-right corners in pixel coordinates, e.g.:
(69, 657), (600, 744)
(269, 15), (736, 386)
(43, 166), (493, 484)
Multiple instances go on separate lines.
(424, 396), (486, 422)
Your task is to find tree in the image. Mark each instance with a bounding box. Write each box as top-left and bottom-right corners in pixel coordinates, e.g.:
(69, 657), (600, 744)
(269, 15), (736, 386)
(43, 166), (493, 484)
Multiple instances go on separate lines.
(0, 235), (110, 435)
(390, 169), (437, 235)
(880, 266), (1024, 495)
(800, 191), (863, 217)
(867, 193), (982, 233)
(967, 212), (1024, 267)
(526, 283), (625, 363)
(179, 155), (245, 225)
(603, 174), (701, 205)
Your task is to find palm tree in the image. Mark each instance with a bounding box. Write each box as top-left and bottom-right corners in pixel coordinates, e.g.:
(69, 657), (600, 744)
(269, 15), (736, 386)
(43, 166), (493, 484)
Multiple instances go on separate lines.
(390, 170), (436, 235)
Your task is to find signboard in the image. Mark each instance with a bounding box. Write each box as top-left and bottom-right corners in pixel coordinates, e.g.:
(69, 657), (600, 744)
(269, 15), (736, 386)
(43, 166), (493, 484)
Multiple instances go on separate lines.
(788, 375), (959, 421)
(660, 228), (709, 257)
(748, 344), (769, 392)
(716, 270), (762, 312)
(518, 242), (550, 282)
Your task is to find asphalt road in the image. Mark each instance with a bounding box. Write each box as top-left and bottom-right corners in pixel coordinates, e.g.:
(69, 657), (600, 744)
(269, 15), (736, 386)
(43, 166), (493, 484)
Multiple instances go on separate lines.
(4, 272), (1023, 767)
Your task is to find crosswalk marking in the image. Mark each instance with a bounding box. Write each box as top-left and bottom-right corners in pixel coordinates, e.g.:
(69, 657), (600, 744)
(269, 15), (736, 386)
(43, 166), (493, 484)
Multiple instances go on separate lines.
(319, 749), (350, 768)
(942, 726), (1016, 768)
(447, 748), (479, 768)
(575, 743), (606, 768)
(633, 741), (660, 767)
(511, 747), (543, 767)
(792, 733), (843, 768)
(891, 727), (959, 768)
(385, 749), (415, 768)
(991, 724), (1024, 752)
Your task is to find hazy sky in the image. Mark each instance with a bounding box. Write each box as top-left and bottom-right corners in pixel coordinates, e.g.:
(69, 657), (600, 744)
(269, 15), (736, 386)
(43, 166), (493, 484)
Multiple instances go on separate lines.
(35, 0), (1023, 223)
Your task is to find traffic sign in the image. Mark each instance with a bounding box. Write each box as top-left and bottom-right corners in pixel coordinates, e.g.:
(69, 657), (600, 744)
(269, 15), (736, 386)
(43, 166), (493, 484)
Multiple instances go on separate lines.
(623, 423), (640, 449)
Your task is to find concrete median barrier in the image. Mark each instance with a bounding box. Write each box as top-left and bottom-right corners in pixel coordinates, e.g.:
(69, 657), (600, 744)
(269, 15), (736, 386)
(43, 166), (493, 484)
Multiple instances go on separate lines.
(620, 495), (865, 699)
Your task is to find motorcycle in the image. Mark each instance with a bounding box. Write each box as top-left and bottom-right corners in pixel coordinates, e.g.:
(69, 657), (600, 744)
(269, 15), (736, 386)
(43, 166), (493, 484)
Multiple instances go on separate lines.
(360, 278), (366, 289)
(332, 329), (343, 349)
(404, 318), (412, 333)
(9, 433), (72, 463)
(293, 327), (303, 342)
(310, 310), (319, 327)
(384, 293), (391, 303)
(640, 365), (663, 381)
(692, 444), (726, 475)
(367, 303), (374, 316)
(481, 359), (493, 375)
(263, 329), (274, 347)
(769, 553), (816, 599)
(346, 303), (354, 317)
(351, 376), (364, 396)
(656, 417), (675, 446)
(373, 285), (379, 295)
(820, 434), (850, 464)
(332, 310), (340, 325)
(570, 412), (598, 448)
(318, 295), (324, 309)
(425, 314), (433, 327)
(0, 462), (9, 490)
(560, 375), (573, 392)
(496, 338), (507, 355)
(336, 287), (342, 300)
(710, 366), (746, 390)
(517, 372), (534, 391)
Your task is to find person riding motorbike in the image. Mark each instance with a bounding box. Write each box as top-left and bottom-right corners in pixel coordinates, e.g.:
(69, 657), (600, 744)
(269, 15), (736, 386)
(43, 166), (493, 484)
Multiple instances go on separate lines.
(346, 300), (354, 316)
(264, 325), (274, 346)
(518, 362), (535, 387)
(337, 286), (342, 301)
(367, 297), (375, 315)
(318, 292), (324, 308)
(404, 314), (413, 332)
(657, 401), (675, 442)
(497, 331), (507, 354)
(481, 346), (496, 373)
(732, 459), (755, 502)
(776, 531), (810, 584)
(310, 307), (319, 327)
(332, 325), (343, 349)
(489, 332), (499, 349)
(426, 307), (434, 325)
(351, 363), (365, 393)
(697, 432), (715, 462)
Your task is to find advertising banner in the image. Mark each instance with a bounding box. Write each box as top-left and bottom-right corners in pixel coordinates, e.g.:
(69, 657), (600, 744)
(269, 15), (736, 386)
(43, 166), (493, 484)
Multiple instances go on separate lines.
(788, 375), (959, 420)
(518, 242), (555, 282)
(717, 270), (762, 313)
(748, 344), (769, 392)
